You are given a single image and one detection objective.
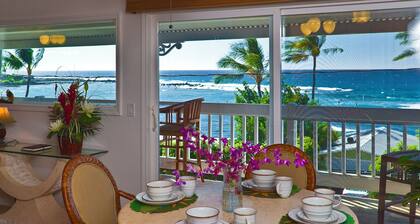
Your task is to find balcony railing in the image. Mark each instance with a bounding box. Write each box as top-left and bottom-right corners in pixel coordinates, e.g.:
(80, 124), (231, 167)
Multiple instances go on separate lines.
(160, 101), (420, 194)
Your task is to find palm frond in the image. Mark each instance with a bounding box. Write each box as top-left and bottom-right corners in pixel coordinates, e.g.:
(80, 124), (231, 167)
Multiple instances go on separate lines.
(395, 32), (409, 46)
(393, 48), (416, 61)
(214, 74), (245, 84)
(217, 56), (249, 73)
(323, 47), (343, 55)
(32, 48), (45, 68)
(283, 52), (309, 63)
(3, 52), (24, 70)
(15, 49), (34, 67)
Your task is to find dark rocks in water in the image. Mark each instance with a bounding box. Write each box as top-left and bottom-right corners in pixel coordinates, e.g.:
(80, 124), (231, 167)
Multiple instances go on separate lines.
(160, 82), (203, 87)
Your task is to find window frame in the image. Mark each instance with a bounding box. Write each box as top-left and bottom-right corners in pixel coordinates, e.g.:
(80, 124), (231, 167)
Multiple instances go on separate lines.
(0, 17), (122, 116)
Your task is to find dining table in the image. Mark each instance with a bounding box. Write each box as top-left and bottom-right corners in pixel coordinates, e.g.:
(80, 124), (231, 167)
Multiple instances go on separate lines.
(118, 179), (359, 224)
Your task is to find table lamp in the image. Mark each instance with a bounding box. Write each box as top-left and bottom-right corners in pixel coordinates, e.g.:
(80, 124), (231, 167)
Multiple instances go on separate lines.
(0, 107), (15, 141)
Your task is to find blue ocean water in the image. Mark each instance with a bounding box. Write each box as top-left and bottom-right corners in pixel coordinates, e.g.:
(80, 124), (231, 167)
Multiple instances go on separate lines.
(1, 69), (418, 109)
(160, 69), (420, 109)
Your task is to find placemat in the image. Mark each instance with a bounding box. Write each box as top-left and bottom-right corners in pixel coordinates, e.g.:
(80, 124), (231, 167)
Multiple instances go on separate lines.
(130, 194), (198, 214)
(278, 211), (355, 224)
(243, 184), (300, 198)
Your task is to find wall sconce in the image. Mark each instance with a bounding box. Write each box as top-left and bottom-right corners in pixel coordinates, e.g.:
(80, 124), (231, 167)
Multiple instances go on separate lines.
(352, 11), (370, 23)
(300, 23), (312, 36)
(50, 35), (66, 45)
(307, 17), (321, 33)
(322, 20), (336, 34)
(39, 34), (66, 45)
(39, 35), (50, 45)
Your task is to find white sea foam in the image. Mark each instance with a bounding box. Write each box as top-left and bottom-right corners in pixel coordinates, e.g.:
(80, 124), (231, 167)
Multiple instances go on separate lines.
(297, 86), (353, 92)
(160, 80), (269, 92)
(160, 80), (353, 93)
(35, 76), (115, 81)
(400, 103), (420, 109)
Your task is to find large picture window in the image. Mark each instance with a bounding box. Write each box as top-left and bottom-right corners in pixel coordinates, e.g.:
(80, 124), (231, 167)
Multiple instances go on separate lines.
(0, 20), (117, 105)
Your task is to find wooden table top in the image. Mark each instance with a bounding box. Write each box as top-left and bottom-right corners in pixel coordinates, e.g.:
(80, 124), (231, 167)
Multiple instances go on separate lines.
(118, 180), (359, 224)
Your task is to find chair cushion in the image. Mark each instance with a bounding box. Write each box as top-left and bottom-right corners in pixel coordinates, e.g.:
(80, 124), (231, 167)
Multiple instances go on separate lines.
(71, 164), (118, 224)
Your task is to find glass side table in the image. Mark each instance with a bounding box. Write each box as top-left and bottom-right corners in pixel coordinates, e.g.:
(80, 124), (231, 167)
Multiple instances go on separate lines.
(0, 143), (107, 224)
(378, 150), (420, 224)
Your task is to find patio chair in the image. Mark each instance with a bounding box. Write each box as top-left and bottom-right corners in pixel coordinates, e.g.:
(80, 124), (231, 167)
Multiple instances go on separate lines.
(160, 98), (204, 181)
(245, 144), (316, 190)
(61, 155), (135, 224)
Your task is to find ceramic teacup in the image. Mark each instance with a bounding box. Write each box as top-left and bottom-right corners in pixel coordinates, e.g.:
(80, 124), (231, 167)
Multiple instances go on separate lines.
(275, 176), (293, 198)
(252, 169), (276, 188)
(181, 176), (197, 198)
(233, 207), (257, 224)
(315, 188), (341, 205)
(186, 207), (219, 224)
(301, 196), (333, 221)
(146, 180), (173, 201)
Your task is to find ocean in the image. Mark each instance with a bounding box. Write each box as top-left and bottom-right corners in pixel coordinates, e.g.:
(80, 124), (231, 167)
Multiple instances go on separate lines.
(1, 69), (418, 154)
(1, 69), (416, 110)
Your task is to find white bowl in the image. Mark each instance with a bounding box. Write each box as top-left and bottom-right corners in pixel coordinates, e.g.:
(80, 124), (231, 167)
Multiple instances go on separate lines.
(314, 188), (335, 201)
(186, 207), (219, 224)
(146, 180), (173, 201)
(302, 196), (333, 221)
(233, 207), (257, 224)
(252, 169), (276, 187)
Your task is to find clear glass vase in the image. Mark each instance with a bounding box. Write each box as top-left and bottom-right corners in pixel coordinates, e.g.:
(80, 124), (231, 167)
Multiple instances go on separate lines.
(222, 168), (243, 212)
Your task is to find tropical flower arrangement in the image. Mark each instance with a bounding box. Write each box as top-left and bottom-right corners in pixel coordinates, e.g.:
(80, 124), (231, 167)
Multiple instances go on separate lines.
(173, 127), (308, 185)
(47, 81), (101, 154)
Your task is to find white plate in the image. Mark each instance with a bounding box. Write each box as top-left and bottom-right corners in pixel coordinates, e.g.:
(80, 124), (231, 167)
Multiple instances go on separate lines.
(142, 193), (178, 202)
(175, 219), (229, 224)
(288, 207), (347, 224)
(135, 191), (185, 205)
(241, 179), (275, 192)
(297, 210), (338, 224)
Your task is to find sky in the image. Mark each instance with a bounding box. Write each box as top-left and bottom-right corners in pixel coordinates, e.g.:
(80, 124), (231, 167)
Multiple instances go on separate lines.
(2, 32), (419, 73)
(160, 32), (419, 71)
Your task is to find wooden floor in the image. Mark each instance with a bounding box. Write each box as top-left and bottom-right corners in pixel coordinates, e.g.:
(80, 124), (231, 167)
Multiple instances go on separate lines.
(161, 157), (420, 224)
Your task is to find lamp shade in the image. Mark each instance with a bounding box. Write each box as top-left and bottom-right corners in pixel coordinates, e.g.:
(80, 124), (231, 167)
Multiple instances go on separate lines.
(307, 17), (321, 33)
(0, 107), (15, 124)
(323, 20), (336, 34)
(300, 23), (312, 36)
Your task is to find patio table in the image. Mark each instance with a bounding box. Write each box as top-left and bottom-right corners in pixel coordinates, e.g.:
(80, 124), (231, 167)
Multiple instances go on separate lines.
(118, 180), (359, 224)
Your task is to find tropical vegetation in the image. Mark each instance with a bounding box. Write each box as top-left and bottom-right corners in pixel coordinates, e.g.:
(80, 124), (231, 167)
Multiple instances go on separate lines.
(283, 35), (343, 101)
(393, 32), (416, 61)
(3, 48), (45, 97)
(216, 38), (269, 97)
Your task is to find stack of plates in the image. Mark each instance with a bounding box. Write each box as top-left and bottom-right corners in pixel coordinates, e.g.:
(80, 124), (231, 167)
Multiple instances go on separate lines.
(288, 207), (347, 224)
(135, 191), (185, 205)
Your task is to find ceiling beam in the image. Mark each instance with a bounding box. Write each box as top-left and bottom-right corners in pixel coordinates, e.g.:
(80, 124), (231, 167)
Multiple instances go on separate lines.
(126, 0), (310, 13)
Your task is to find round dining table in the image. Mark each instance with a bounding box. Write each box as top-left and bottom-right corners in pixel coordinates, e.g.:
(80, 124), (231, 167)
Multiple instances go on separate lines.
(118, 180), (359, 224)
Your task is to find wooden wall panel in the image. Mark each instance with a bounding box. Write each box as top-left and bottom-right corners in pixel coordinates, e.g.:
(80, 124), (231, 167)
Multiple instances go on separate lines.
(126, 0), (311, 13)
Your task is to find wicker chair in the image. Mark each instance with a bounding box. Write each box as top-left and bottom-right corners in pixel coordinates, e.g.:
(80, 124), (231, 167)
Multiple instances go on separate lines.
(61, 155), (135, 224)
(245, 144), (316, 190)
(160, 98), (204, 181)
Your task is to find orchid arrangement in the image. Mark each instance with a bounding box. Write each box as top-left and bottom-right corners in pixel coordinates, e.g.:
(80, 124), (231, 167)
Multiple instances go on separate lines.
(47, 81), (101, 143)
(173, 127), (307, 185)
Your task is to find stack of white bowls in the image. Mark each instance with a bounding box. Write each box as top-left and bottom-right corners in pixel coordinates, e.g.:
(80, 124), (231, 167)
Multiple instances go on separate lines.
(301, 196), (333, 222)
(251, 169), (276, 188)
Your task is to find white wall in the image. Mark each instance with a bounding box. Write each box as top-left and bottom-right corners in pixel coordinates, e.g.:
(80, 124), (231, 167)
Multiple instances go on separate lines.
(0, 0), (156, 205)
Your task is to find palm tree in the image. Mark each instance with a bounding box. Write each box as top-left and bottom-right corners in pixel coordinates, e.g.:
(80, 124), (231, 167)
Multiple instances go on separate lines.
(3, 49), (45, 97)
(217, 38), (268, 97)
(393, 32), (416, 61)
(283, 35), (343, 101)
